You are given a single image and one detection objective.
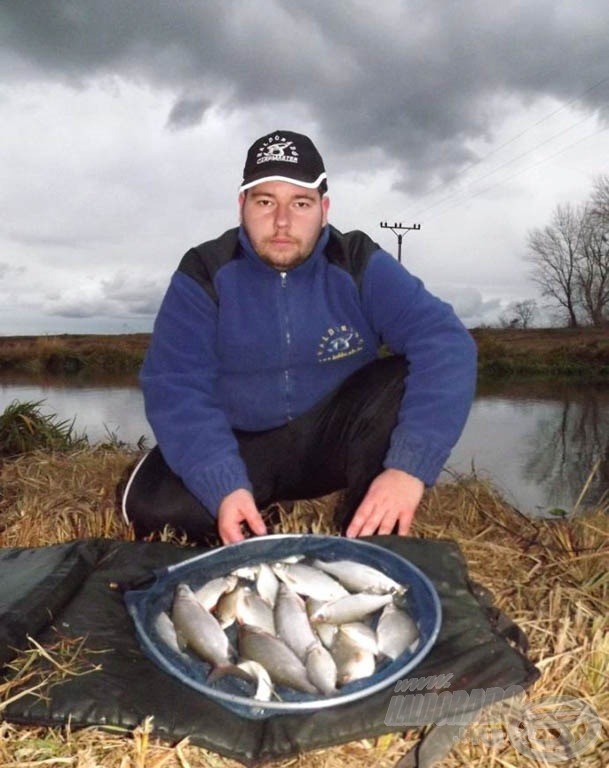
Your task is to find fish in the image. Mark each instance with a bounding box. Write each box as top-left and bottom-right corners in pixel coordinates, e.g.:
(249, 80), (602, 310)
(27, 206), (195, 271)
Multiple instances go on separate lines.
(152, 610), (190, 659)
(331, 627), (377, 685)
(305, 641), (338, 695)
(164, 552), (423, 697)
(235, 586), (276, 635)
(274, 583), (318, 661)
(376, 601), (420, 659)
(171, 583), (235, 668)
(306, 598), (337, 649)
(309, 592), (394, 625)
(234, 660), (274, 701)
(271, 561), (349, 601)
(192, 574), (238, 611)
(255, 562), (279, 607)
(231, 565), (259, 580)
(237, 624), (319, 694)
(215, 583), (251, 629)
(311, 558), (406, 595)
(337, 621), (379, 656)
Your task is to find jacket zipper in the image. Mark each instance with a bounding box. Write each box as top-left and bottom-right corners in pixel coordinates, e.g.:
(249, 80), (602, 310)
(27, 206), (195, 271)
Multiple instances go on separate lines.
(280, 271), (292, 420)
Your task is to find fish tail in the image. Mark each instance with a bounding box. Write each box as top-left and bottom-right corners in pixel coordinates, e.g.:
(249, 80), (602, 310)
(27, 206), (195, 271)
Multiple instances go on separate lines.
(207, 663), (247, 685)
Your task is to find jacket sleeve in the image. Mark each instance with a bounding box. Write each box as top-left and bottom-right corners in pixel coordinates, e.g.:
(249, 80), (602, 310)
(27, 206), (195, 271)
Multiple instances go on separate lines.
(140, 271), (252, 516)
(361, 250), (477, 485)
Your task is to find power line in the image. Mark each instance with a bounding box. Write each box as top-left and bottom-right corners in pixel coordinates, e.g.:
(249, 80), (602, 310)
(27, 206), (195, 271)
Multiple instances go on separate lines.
(423, 123), (609, 222)
(412, 109), (604, 219)
(410, 75), (609, 219)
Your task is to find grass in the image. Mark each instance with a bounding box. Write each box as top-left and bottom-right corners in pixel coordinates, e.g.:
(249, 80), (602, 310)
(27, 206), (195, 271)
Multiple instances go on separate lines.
(0, 400), (86, 458)
(0, 445), (607, 767)
(474, 327), (609, 379)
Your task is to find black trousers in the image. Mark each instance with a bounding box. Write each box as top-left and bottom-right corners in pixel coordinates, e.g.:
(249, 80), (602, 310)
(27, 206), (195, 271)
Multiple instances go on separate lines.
(123, 355), (407, 542)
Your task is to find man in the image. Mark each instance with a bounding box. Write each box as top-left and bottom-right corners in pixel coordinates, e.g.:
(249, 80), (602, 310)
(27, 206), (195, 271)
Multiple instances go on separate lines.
(124, 130), (477, 545)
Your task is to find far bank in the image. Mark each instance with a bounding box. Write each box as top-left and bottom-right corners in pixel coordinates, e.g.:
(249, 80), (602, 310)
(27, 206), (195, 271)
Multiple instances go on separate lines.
(0, 328), (608, 378)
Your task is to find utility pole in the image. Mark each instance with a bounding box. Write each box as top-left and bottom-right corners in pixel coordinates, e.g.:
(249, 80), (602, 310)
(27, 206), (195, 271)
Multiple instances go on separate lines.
(379, 221), (421, 263)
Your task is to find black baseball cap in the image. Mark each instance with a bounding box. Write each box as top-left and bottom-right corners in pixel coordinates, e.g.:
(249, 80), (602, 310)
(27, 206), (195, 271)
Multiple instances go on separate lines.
(239, 130), (327, 192)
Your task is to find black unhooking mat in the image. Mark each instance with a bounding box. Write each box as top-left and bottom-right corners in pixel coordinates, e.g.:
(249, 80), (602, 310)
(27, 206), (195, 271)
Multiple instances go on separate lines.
(0, 537), (539, 765)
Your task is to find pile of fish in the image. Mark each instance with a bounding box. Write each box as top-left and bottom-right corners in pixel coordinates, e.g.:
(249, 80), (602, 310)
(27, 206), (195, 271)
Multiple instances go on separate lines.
(153, 556), (420, 702)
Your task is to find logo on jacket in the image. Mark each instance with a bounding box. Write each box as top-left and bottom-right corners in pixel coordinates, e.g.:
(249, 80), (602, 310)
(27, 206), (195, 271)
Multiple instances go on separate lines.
(317, 325), (365, 363)
(256, 135), (299, 165)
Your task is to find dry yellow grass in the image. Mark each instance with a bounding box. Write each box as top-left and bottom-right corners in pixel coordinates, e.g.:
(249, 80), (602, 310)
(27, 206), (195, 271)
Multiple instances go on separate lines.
(0, 449), (608, 767)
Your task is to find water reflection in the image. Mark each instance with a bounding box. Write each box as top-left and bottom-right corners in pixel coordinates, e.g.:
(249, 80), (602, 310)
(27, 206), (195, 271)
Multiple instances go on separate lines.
(446, 379), (609, 515)
(0, 372), (146, 445)
(1, 373), (608, 516)
(520, 383), (609, 513)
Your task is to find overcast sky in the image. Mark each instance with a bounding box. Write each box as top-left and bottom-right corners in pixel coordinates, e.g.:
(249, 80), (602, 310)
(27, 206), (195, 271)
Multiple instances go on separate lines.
(1, 0), (608, 334)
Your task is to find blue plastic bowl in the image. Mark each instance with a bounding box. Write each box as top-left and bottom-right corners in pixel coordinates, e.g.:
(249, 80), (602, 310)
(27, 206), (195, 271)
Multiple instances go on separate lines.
(125, 535), (441, 719)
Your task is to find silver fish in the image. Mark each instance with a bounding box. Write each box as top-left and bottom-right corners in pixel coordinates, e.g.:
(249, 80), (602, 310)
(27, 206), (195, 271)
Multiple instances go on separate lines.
(231, 565), (259, 580)
(171, 583), (234, 667)
(235, 660), (274, 701)
(305, 641), (337, 695)
(238, 624), (318, 694)
(311, 558), (406, 595)
(256, 562), (279, 607)
(277, 554), (306, 564)
(152, 610), (189, 658)
(193, 574), (238, 611)
(331, 629), (376, 685)
(309, 592), (394, 625)
(275, 584), (318, 661)
(235, 586), (276, 635)
(306, 598), (337, 649)
(271, 562), (349, 601)
(215, 583), (251, 629)
(338, 621), (379, 656)
(376, 602), (420, 659)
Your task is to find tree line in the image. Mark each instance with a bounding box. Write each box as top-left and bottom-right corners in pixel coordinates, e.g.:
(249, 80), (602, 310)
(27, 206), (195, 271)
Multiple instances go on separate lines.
(527, 174), (609, 327)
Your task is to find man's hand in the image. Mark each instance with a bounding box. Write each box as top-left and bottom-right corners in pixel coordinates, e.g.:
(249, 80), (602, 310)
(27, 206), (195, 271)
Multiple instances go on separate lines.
(217, 488), (267, 544)
(345, 468), (424, 538)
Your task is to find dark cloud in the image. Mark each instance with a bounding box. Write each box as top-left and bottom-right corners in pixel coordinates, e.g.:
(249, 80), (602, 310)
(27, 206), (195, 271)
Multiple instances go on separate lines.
(166, 97), (211, 131)
(1, 0), (608, 191)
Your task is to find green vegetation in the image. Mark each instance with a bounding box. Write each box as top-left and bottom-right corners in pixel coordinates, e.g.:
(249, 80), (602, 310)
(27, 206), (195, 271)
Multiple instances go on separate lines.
(0, 400), (86, 457)
(473, 327), (609, 379)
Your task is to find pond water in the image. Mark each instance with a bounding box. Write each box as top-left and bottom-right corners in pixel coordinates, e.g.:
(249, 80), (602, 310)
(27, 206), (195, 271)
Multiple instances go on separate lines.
(1, 374), (608, 517)
(443, 379), (609, 517)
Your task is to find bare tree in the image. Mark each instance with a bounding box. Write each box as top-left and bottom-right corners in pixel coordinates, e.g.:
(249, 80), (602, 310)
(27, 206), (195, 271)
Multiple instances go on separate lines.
(577, 214), (609, 326)
(590, 174), (609, 215)
(527, 176), (609, 327)
(527, 203), (584, 327)
(513, 298), (538, 328)
(498, 299), (538, 328)
(579, 175), (609, 326)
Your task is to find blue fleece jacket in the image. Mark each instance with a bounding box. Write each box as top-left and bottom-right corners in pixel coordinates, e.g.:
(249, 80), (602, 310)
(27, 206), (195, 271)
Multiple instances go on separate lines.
(140, 225), (477, 515)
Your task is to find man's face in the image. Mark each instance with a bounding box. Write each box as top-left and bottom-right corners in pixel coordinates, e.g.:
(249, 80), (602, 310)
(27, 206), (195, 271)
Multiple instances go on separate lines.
(239, 180), (329, 270)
